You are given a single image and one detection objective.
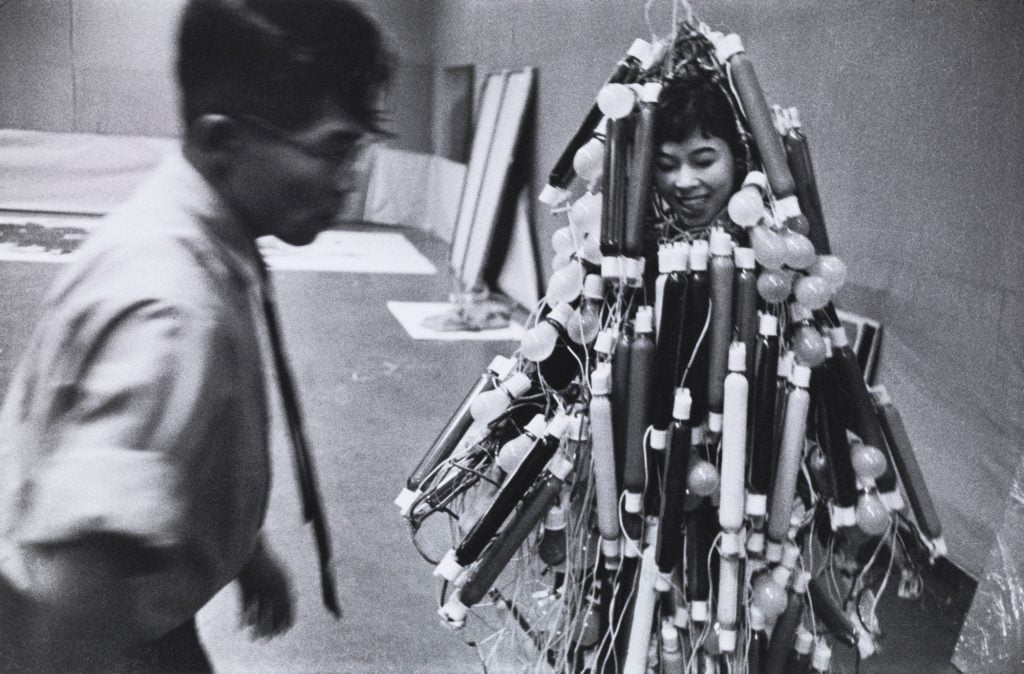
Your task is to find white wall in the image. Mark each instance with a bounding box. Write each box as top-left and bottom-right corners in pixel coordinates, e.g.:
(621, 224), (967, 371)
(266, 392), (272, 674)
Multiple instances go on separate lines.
(0, 0), (437, 151)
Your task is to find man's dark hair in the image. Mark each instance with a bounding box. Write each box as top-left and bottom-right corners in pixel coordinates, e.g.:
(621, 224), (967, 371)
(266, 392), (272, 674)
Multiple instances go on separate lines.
(177, 0), (393, 133)
(654, 77), (746, 172)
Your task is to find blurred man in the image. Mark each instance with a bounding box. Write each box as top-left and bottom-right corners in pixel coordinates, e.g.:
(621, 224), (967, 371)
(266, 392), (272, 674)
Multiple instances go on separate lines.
(0, 0), (391, 670)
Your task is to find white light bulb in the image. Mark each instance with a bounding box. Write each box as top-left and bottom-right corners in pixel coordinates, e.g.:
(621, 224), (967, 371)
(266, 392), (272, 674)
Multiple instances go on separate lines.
(551, 226), (576, 255)
(727, 185), (764, 228)
(793, 275), (832, 310)
(856, 492), (891, 536)
(519, 321), (559, 362)
(566, 305), (600, 345)
(792, 324), (827, 367)
(579, 236), (602, 265)
(851, 443), (888, 481)
(545, 259), (584, 304)
(469, 388), (512, 424)
(550, 251), (572, 272)
(596, 83), (636, 119)
(496, 414), (546, 473)
(687, 459), (720, 497)
(750, 225), (788, 270)
(810, 255), (848, 291)
(572, 138), (604, 186)
(757, 270), (793, 304)
(751, 573), (788, 620)
(568, 191), (602, 238)
(784, 231), (817, 269)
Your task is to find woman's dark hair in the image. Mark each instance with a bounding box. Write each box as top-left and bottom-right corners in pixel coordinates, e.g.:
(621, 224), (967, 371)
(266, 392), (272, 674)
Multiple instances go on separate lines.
(176, 0), (393, 132)
(654, 77), (747, 174)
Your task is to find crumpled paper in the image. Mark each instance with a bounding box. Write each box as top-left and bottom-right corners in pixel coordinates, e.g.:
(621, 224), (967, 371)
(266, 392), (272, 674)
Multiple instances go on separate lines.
(952, 458), (1024, 672)
(421, 297), (511, 332)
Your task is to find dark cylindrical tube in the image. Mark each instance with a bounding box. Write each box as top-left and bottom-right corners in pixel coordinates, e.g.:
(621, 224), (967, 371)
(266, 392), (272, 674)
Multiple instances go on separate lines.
(815, 363), (858, 510)
(679, 244), (710, 425)
(407, 362), (503, 491)
(656, 389), (692, 575)
(600, 117), (629, 258)
(872, 386), (944, 545)
(719, 50), (794, 199)
(623, 88), (658, 257)
(455, 458), (572, 608)
(623, 307), (655, 499)
(436, 416), (568, 579)
(612, 325), (633, 490)
(807, 577), (858, 648)
(829, 328), (901, 506)
(705, 229), (735, 429)
(733, 248), (759, 379)
(547, 44), (646, 190)
(765, 573), (808, 674)
(748, 314), (779, 499)
(650, 269), (687, 442)
(783, 125), (832, 256)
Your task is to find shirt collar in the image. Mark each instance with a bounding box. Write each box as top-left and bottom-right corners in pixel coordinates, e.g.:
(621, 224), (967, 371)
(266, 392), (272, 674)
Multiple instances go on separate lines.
(146, 148), (265, 289)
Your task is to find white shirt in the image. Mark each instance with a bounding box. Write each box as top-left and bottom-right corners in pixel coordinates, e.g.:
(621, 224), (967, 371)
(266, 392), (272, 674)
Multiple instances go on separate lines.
(0, 149), (272, 639)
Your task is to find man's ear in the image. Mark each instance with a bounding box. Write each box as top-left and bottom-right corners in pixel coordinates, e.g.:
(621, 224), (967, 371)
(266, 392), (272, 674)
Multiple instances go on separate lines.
(185, 114), (240, 182)
(188, 114), (239, 153)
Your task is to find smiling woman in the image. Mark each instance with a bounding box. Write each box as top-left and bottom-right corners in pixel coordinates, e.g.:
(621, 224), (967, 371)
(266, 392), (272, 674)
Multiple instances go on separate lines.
(652, 77), (747, 235)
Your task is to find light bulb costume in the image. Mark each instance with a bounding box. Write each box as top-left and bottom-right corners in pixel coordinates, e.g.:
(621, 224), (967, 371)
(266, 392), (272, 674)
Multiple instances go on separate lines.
(397, 14), (943, 673)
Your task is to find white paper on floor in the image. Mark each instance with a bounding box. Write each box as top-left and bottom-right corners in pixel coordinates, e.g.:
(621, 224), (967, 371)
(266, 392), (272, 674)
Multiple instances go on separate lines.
(0, 226), (437, 275)
(387, 301), (525, 341)
(259, 231), (436, 274)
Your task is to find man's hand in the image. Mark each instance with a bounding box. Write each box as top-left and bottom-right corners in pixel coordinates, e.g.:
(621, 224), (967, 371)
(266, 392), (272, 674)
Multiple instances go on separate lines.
(237, 540), (294, 640)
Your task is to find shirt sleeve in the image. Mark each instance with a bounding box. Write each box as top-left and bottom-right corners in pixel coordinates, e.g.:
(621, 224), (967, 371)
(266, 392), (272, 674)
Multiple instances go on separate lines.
(16, 297), (237, 550)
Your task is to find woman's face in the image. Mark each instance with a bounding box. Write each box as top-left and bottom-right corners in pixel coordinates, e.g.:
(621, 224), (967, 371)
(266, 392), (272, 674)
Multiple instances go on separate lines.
(653, 130), (736, 229)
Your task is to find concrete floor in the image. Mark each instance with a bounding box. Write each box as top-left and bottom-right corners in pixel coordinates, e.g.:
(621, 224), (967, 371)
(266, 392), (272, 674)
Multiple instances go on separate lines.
(0, 224), (968, 672)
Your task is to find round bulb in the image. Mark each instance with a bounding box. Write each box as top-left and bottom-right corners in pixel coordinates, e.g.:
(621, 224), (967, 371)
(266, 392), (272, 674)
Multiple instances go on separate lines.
(809, 444), (831, 488)
(596, 83), (635, 119)
(687, 459), (720, 497)
(497, 433), (533, 473)
(792, 325), (827, 367)
(572, 138), (605, 186)
(551, 226), (576, 255)
(810, 255), (848, 291)
(566, 306), (601, 345)
(469, 387), (511, 423)
(784, 231), (817, 269)
(757, 270), (793, 304)
(856, 492), (891, 536)
(751, 574), (788, 620)
(519, 322), (559, 362)
(545, 260), (584, 304)
(550, 251), (572, 272)
(568, 192), (602, 238)
(851, 443), (888, 481)
(579, 236), (602, 265)
(784, 213), (811, 236)
(727, 185), (764, 228)
(571, 600), (601, 648)
(539, 521), (567, 567)
(750, 225), (788, 270)
(793, 275), (832, 310)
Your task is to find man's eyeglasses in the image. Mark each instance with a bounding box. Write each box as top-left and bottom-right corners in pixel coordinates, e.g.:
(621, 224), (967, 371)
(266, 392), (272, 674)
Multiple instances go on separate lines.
(238, 114), (371, 167)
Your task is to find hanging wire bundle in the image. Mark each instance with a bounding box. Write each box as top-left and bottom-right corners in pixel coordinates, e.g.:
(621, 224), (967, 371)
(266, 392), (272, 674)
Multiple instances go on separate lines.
(396, 11), (945, 674)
